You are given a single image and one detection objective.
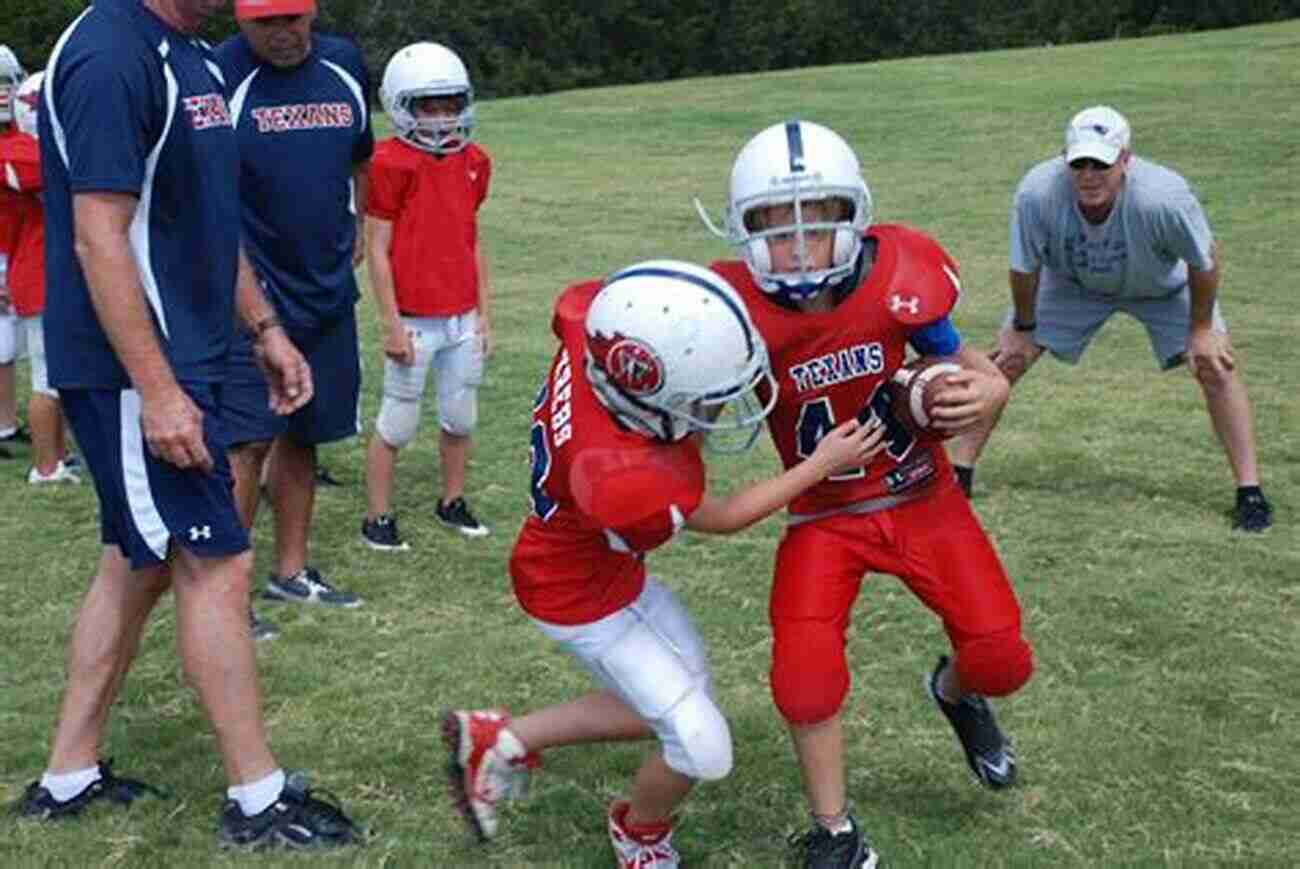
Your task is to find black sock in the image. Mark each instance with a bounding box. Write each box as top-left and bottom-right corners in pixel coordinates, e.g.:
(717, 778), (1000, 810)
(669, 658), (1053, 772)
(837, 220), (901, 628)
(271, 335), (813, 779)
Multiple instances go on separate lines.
(954, 465), (974, 498)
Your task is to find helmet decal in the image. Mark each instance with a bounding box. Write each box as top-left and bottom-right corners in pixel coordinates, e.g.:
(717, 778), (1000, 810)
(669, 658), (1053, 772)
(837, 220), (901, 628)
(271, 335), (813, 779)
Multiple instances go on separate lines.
(589, 332), (665, 397)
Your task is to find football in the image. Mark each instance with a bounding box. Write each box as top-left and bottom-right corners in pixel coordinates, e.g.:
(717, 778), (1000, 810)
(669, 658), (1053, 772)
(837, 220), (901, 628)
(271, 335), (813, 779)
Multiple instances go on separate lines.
(886, 355), (962, 439)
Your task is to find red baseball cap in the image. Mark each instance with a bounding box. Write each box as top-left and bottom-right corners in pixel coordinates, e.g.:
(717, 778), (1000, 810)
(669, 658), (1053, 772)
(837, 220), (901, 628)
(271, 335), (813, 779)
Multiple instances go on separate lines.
(235, 0), (317, 20)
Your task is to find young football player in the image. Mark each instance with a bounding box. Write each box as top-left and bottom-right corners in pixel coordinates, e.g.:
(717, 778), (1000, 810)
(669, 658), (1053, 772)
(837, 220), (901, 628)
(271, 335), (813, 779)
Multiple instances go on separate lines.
(444, 259), (885, 868)
(361, 41), (493, 549)
(0, 44), (27, 454)
(697, 120), (1035, 869)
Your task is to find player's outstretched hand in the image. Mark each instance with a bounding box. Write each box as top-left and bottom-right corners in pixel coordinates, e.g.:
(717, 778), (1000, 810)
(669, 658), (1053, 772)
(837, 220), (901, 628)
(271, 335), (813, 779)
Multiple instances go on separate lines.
(1186, 326), (1235, 377)
(141, 383), (213, 473)
(929, 368), (1009, 434)
(810, 417), (886, 477)
(382, 325), (416, 366)
(989, 326), (1043, 383)
(255, 329), (314, 415)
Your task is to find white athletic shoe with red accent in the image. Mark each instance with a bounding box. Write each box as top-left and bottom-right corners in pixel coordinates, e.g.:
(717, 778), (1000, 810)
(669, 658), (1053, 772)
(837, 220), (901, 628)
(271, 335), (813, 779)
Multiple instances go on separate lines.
(441, 709), (538, 841)
(608, 800), (681, 868)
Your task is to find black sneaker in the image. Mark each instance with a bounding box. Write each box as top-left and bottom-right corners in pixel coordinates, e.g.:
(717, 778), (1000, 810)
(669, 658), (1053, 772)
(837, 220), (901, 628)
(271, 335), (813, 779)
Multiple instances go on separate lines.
(0, 443), (11, 459)
(314, 466), (343, 487)
(218, 772), (361, 850)
(435, 497), (489, 538)
(1232, 491), (1273, 533)
(0, 424), (31, 445)
(15, 760), (165, 819)
(788, 815), (880, 869)
(361, 514), (410, 551)
(262, 567), (362, 608)
(250, 607), (279, 642)
(926, 655), (1016, 789)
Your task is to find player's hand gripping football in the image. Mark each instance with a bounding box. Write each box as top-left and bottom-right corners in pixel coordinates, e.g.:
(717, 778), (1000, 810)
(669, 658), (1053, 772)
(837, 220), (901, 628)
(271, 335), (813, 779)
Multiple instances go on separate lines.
(809, 417), (887, 478)
(141, 382), (213, 473)
(989, 325), (1044, 383)
(254, 328), (314, 415)
(928, 366), (1010, 435)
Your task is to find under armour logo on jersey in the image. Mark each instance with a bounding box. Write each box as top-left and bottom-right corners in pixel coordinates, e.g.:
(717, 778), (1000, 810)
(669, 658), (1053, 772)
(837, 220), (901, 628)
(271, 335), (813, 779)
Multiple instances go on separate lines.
(889, 294), (921, 316)
(189, 525), (212, 541)
(468, 170), (479, 182)
(182, 93), (233, 130)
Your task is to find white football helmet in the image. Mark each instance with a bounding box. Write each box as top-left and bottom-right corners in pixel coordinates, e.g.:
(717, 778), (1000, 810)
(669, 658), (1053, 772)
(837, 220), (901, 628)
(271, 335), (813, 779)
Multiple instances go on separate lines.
(696, 120), (873, 304)
(0, 45), (26, 126)
(585, 260), (778, 452)
(13, 71), (42, 138)
(380, 42), (474, 155)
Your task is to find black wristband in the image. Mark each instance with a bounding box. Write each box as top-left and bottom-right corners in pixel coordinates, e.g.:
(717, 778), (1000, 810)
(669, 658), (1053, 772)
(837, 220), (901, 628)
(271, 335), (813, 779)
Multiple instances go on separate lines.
(1012, 319), (1037, 332)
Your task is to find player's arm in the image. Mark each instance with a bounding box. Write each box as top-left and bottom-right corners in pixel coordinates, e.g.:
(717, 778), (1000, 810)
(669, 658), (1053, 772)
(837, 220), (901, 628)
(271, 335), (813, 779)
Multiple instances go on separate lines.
(364, 215), (413, 364)
(351, 159), (369, 267)
(1185, 241), (1232, 374)
(988, 268), (1044, 382)
(73, 191), (212, 471)
(235, 247), (311, 415)
(687, 418), (884, 534)
(476, 243), (493, 356)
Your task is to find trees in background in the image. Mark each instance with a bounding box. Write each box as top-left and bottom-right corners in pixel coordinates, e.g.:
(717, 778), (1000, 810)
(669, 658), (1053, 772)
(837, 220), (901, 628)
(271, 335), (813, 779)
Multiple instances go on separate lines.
(4, 1), (1297, 98)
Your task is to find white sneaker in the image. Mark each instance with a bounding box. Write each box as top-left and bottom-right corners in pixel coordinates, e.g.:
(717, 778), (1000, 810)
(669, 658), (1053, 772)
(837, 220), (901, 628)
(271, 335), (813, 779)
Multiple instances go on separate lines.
(608, 800), (680, 868)
(29, 460), (82, 485)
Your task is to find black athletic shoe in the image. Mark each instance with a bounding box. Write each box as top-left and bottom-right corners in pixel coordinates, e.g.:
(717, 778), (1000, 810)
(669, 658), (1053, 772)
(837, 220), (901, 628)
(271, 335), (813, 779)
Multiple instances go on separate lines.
(250, 607), (279, 642)
(263, 567), (362, 608)
(218, 772), (361, 850)
(0, 424), (31, 445)
(314, 466), (343, 487)
(0, 443), (11, 459)
(1232, 492), (1273, 533)
(15, 760), (165, 819)
(788, 815), (880, 869)
(435, 497), (489, 538)
(361, 514), (410, 551)
(927, 655), (1016, 789)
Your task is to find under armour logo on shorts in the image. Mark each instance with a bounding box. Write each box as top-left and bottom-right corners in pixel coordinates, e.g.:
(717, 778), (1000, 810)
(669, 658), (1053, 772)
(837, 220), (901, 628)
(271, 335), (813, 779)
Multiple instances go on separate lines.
(189, 525), (212, 541)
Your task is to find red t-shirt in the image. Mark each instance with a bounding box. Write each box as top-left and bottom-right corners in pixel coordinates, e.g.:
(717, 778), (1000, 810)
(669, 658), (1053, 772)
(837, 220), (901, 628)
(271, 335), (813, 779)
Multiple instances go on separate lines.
(711, 223), (961, 517)
(366, 137), (490, 317)
(0, 127), (24, 267)
(509, 281), (706, 625)
(0, 131), (44, 315)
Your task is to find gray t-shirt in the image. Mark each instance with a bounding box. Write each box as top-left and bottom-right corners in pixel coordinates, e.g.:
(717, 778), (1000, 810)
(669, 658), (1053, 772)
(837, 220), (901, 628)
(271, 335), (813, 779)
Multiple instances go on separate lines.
(1009, 155), (1215, 300)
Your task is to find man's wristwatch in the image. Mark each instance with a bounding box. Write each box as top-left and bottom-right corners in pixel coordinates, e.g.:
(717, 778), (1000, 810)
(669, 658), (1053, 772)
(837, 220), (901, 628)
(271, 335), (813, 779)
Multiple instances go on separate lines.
(252, 315), (283, 339)
(1012, 318), (1037, 332)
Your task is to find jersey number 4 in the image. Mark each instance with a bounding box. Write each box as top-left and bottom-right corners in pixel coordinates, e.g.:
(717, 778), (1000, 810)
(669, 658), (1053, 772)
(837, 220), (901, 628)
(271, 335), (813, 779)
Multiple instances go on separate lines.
(795, 384), (915, 479)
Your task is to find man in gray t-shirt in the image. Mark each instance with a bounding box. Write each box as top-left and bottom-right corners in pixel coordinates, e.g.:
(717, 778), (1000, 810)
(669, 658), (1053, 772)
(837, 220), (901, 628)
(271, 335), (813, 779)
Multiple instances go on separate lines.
(949, 106), (1272, 532)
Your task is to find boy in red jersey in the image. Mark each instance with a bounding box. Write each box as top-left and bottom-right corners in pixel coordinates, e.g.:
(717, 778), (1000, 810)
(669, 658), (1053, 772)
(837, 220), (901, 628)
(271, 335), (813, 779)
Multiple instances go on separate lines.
(1, 70), (77, 484)
(0, 45), (27, 454)
(697, 121), (1034, 869)
(444, 260), (885, 868)
(361, 42), (493, 549)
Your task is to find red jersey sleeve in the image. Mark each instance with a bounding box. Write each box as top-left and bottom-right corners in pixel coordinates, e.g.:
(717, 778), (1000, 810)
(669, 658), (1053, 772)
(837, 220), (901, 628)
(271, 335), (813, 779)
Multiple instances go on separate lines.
(471, 148), (491, 209)
(365, 147), (410, 221)
(570, 444), (705, 554)
(881, 225), (962, 326)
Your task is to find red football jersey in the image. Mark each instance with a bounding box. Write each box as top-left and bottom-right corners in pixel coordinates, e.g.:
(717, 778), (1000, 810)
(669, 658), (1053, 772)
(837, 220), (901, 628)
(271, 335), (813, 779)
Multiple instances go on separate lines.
(366, 138), (490, 317)
(711, 223), (961, 517)
(0, 127), (24, 263)
(510, 281), (707, 626)
(0, 131), (44, 316)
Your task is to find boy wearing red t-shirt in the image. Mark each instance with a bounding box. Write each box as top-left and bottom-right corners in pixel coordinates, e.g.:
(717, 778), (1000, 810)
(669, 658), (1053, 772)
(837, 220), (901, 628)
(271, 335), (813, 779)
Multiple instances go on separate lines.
(0, 45), (27, 455)
(361, 42), (492, 550)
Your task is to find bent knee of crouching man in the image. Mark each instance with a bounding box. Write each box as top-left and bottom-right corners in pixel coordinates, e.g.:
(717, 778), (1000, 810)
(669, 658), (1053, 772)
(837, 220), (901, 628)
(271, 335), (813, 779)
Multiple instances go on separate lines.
(955, 628), (1033, 698)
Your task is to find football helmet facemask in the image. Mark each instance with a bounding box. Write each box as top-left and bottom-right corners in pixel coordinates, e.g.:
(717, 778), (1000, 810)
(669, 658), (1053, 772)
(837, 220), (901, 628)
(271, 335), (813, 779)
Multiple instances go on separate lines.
(696, 119), (873, 304)
(0, 45), (26, 126)
(380, 42), (474, 155)
(13, 71), (42, 138)
(585, 260), (778, 453)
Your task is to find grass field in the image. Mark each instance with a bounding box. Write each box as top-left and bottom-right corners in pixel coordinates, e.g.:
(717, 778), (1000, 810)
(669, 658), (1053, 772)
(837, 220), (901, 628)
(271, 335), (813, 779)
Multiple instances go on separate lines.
(2, 19), (1298, 868)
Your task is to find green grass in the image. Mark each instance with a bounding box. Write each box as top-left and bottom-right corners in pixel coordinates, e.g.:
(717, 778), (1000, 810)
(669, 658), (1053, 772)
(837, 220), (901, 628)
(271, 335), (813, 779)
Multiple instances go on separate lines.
(3, 20), (1298, 867)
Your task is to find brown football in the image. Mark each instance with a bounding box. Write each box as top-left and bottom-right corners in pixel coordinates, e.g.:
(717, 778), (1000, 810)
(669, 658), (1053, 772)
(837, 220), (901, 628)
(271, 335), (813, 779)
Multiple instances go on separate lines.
(886, 355), (962, 439)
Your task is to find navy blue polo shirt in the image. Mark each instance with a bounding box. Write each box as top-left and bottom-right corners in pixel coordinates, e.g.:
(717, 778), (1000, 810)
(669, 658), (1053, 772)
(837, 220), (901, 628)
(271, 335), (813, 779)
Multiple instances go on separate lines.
(40, 0), (242, 389)
(215, 32), (373, 330)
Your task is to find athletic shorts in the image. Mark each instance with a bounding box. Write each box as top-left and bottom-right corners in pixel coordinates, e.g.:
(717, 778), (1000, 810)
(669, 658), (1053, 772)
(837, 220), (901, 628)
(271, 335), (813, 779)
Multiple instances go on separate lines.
(21, 315), (52, 396)
(223, 308), (361, 448)
(61, 384), (249, 569)
(0, 309), (22, 365)
(1016, 279), (1230, 371)
(770, 476), (1022, 658)
(382, 311), (483, 430)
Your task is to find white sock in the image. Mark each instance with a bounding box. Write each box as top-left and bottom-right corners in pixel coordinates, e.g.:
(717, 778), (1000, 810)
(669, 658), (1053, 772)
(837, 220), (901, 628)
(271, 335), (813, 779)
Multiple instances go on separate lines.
(227, 768), (286, 817)
(40, 765), (102, 802)
(0, 425), (15, 439)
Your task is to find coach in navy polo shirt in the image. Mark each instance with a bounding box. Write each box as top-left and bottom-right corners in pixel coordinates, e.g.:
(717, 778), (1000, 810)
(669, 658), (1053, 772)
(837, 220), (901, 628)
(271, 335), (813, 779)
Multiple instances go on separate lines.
(216, 0), (371, 623)
(22, 0), (359, 847)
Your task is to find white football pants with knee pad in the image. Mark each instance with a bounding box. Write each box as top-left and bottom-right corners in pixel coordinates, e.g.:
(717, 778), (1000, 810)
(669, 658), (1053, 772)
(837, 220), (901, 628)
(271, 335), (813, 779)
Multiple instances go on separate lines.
(532, 577), (734, 782)
(374, 312), (483, 447)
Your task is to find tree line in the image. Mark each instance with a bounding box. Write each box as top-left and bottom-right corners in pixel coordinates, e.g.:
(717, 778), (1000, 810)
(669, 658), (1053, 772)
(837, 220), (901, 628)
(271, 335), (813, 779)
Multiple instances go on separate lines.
(4, 1), (1297, 99)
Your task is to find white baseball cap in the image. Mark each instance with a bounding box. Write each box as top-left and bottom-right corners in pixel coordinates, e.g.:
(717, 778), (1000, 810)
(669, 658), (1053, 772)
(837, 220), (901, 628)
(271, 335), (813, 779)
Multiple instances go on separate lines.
(1064, 106), (1131, 166)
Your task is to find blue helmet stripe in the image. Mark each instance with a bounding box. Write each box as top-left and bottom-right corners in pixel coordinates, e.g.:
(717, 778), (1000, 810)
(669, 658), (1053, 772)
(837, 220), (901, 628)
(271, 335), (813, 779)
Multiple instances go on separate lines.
(785, 120), (805, 173)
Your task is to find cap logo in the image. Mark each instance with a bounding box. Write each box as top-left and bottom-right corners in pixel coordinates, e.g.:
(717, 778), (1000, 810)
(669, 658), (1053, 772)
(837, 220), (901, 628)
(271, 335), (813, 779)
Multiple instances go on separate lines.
(589, 331), (664, 396)
(1089, 124), (1109, 135)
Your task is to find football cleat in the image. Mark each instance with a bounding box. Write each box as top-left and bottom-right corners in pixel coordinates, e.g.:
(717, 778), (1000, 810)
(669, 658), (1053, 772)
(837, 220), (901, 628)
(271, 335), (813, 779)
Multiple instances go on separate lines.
(788, 815), (879, 869)
(926, 655), (1017, 789)
(608, 800), (680, 868)
(441, 709), (538, 841)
